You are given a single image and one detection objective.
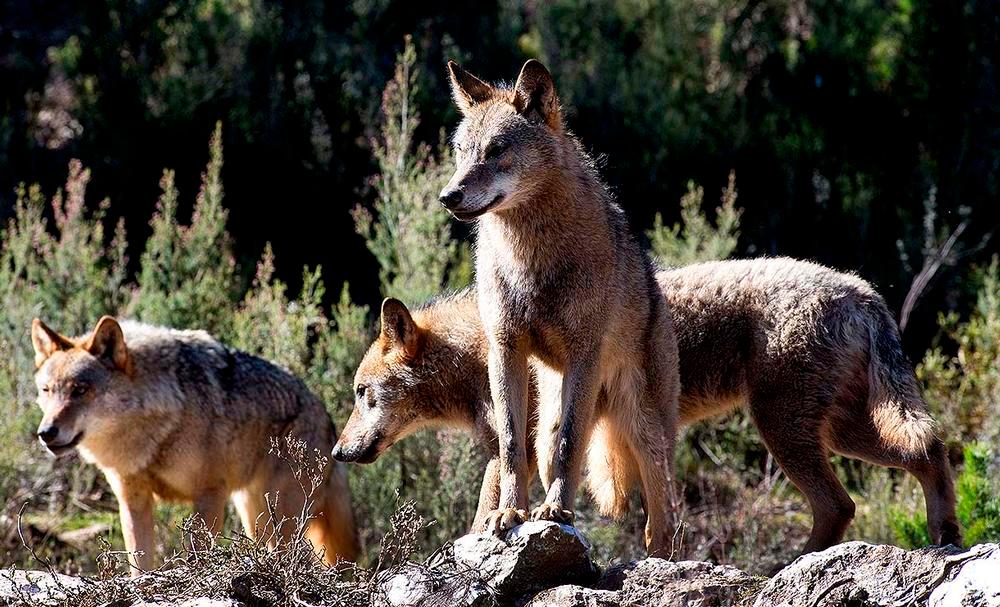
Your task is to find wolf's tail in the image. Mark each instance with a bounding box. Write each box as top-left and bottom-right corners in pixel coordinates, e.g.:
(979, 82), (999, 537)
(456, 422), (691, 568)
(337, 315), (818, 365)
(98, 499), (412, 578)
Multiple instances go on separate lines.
(586, 419), (636, 519)
(865, 301), (936, 456)
(308, 461), (360, 564)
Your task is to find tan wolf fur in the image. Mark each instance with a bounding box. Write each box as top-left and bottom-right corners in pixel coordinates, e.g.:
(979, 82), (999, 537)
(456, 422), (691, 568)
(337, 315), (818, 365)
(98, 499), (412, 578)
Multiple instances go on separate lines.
(32, 316), (359, 575)
(334, 258), (961, 555)
(436, 59), (681, 554)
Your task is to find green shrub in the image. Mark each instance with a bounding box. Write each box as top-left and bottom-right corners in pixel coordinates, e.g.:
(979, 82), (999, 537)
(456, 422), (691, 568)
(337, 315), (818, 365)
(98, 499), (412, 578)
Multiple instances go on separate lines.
(0, 160), (128, 568)
(919, 257), (1000, 446)
(955, 443), (1000, 545)
(888, 500), (930, 549)
(129, 122), (238, 336)
(647, 171), (742, 268)
(351, 36), (465, 306)
(232, 244), (335, 380)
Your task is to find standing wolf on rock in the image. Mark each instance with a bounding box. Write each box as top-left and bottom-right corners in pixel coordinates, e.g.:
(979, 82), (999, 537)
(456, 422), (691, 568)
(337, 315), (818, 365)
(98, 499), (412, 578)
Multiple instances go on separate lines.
(334, 259), (961, 556)
(31, 316), (358, 575)
(437, 59), (681, 554)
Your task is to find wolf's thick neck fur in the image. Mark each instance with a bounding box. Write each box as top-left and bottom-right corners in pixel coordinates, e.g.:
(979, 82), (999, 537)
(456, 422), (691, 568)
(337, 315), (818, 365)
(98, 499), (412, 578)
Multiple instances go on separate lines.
(477, 135), (619, 272)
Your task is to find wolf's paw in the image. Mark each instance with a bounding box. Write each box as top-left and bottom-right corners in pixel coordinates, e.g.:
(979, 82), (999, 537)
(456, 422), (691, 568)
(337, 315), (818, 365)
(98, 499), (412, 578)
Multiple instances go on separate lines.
(530, 502), (574, 525)
(483, 507), (527, 536)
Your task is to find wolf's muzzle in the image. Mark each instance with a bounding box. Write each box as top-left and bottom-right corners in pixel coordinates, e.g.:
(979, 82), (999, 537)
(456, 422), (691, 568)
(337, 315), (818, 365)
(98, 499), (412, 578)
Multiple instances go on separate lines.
(331, 432), (383, 464)
(39, 429), (84, 457)
(439, 189), (464, 210)
(37, 424), (59, 443)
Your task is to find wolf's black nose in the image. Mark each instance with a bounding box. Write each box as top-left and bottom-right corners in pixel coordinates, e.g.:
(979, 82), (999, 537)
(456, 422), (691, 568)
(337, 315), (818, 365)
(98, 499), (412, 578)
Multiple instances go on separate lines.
(439, 189), (464, 210)
(37, 425), (59, 443)
(331, 443), (346, 462)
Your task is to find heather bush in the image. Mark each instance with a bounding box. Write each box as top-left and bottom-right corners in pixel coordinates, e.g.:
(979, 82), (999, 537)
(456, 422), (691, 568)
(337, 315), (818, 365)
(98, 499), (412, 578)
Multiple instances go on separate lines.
(352, 36), (466, 306)
(129, 123), (238, 337)
(647, 171), (742, 268)
(919, 257), (1000, 447)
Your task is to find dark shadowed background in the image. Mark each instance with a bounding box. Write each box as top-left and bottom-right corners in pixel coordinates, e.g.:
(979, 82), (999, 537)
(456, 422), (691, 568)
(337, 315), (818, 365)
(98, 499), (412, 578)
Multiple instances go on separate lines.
(3, 0), (997, 358)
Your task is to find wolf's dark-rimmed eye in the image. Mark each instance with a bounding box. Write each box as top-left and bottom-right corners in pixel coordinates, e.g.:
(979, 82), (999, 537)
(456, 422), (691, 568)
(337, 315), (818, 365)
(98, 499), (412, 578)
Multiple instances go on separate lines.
(355, 385), (368, 400)
(41, 386), (51, 394)
(484, 141), (507, 161)
(70, 385), (89, 398)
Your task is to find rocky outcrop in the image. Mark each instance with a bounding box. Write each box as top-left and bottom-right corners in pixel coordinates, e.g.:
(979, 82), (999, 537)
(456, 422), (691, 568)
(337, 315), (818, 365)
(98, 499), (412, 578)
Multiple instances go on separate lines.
(754, 541), (998, 607)
(929, 544), (1000, 606)
(0, 569), (88, 605)
(3, 525), (997, 607)
(377, 561), (496, 607)
(452, 521), (600, 601)
(525, 558), (761, 606)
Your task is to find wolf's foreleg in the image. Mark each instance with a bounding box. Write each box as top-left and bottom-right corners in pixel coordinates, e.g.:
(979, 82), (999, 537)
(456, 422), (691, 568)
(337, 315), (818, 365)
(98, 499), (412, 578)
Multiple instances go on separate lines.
(532, 348), (602, 525)
(108, 474), (155, 577)
(190, 490), (227, 552)
(483, 344), (530, 534)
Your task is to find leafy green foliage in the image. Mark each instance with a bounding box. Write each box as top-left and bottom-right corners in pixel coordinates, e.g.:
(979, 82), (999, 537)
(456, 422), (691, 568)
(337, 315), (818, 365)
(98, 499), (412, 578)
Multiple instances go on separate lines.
(919, 258), (1000, 446)
(0, 160), (128, 567)
(130, 123), (238, 336)
(889, 501), (931, 549)
(232, 244), (323, 376)
(352, 37), (465, 306)
(230, 245), (371, 418)
(955, 444), (1000, 545)
(647, 172), (741, 267)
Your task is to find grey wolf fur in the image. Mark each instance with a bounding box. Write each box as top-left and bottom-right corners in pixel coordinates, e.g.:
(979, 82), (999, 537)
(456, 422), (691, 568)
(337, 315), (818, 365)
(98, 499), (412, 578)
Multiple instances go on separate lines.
(436, 59), (681, 554)
(32, 316), (358, 575)
(334, 258), (960, 555)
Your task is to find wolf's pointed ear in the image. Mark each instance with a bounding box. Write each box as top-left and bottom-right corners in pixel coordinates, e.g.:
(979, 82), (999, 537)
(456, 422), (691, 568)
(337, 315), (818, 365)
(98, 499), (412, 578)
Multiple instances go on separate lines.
(512, 59), (561, 131)
(31, 319), (73, 367)
(380, 298), (421, 360)
(84, 316), (131, 373)
(447, 61), (494, 114)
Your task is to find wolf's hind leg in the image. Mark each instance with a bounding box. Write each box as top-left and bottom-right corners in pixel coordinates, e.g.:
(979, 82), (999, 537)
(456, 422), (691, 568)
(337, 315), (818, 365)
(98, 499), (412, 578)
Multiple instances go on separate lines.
(190, 489), (227, 551)
(232, 481), (295, 550)
(625, 380), (679, 557)
(232, 487), (268, 542)
(533, 363), (563, 492)
(829, 409), (960, 546)
(750, 390), (856, 554)
(626, 424), (675, 557)
(307, 465), (360, 563)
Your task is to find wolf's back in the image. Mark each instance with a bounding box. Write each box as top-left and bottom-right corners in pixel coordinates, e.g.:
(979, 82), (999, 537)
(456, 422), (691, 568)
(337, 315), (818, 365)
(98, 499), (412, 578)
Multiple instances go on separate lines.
(121, 321), (335, 446)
